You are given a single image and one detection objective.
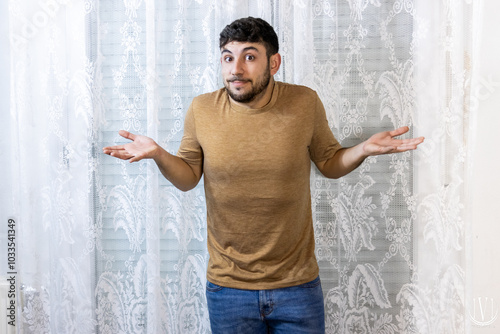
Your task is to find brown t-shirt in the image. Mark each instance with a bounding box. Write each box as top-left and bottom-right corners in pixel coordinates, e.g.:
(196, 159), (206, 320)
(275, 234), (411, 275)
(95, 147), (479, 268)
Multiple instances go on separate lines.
(177, 81), (341, 289)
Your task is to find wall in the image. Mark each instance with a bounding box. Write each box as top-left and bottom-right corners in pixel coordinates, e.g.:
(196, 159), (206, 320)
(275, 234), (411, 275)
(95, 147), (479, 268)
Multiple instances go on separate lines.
(0, 0), (12, 276)
(469, 1), (500, 332)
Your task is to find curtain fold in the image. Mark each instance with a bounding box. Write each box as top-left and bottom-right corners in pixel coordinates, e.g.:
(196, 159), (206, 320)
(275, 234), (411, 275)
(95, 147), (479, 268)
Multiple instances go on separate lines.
(8, 0), (97, 332)
(6, 0), (481, 333)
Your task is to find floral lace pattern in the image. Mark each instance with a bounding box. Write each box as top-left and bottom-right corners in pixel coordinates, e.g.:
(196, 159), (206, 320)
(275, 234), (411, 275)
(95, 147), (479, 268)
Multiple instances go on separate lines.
(9, 0), (471, 333)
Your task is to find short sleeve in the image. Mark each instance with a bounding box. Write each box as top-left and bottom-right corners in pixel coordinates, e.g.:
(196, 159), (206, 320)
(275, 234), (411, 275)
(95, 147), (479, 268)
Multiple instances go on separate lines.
(177, 102), (204, 166)
(308, 94), (342, 163)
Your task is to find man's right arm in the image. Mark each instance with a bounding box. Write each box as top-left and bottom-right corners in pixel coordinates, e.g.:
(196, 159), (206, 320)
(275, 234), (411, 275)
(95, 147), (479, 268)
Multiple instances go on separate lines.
(103, 130), (202, 192)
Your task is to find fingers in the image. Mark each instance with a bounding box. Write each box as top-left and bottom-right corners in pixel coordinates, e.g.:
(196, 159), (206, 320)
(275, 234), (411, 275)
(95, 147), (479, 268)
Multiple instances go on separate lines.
(389, 126), (409, 137)
(102, 145), (127, 158)
(389, 127), (425, 151)
(102, 130), (137, 159)
(119, 130), (136, 141)
(390, 127), (425, 143)
(103, 144), (125, 151)
(400, 136), (425, 148)
(395, 137), (425, 151)
(102, 147), (132, 160)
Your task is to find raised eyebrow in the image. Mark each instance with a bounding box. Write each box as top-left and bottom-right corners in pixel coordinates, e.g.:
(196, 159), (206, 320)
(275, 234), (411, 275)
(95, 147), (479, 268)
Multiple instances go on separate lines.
(242, 46), (260, 53)
(221, 46), (261, 55)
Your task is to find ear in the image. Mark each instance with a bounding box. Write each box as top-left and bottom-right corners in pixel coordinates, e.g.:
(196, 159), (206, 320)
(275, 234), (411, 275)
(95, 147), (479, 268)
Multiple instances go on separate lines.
(269, 53), (281, 76)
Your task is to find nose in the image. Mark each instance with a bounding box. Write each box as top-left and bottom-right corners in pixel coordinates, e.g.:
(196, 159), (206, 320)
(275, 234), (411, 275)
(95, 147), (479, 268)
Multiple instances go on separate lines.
(231, 58), (244, 76)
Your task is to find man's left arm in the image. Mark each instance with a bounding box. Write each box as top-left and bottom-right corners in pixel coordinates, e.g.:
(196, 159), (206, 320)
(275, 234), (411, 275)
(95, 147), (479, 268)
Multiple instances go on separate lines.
(315, 126), (424, 179)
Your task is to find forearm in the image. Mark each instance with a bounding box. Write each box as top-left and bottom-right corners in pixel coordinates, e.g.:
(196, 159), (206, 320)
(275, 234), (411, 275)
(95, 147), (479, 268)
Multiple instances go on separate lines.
(316, 144), (368, 179)
(152, 147), (202, 192)
(316, 126), (425, 179)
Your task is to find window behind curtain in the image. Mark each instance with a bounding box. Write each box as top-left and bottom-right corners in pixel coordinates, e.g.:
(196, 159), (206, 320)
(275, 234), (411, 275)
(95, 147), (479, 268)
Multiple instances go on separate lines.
(291, 1), (416, 321)
(91, 0), (415, 330)
(92, 0), (212, 271)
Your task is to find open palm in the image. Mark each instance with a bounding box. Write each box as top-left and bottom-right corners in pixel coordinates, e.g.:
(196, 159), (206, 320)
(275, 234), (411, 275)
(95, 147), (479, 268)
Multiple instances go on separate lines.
(362, 126), (424, 156)
(103, 130), (159, 162)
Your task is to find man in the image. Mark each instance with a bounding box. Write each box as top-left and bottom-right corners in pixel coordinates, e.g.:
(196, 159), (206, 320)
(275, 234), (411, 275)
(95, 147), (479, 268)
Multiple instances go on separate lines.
(103, 17), (424, 334)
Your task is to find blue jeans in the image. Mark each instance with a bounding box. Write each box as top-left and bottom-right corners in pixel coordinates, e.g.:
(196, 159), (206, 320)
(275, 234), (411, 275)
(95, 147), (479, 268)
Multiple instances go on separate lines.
(206, 276), (325, 334)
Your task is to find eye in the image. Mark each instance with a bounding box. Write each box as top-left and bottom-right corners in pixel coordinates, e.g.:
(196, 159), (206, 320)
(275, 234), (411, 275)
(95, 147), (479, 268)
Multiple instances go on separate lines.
(245, 54), (255, 61)
(223, 56), (233, 62)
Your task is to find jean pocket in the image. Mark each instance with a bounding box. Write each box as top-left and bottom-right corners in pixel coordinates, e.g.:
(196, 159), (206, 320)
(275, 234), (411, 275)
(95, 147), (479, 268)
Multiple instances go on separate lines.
(206, 280), (225, 292)
(298, 276), (321, 289)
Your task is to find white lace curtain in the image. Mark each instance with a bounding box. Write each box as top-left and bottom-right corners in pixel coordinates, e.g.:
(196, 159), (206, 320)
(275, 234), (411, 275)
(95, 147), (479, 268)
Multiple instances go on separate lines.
(4, 0), (484, 333)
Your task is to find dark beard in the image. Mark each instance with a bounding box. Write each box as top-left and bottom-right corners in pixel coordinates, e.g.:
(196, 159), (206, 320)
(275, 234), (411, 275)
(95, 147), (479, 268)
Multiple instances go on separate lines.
(225, 64), (271, 104)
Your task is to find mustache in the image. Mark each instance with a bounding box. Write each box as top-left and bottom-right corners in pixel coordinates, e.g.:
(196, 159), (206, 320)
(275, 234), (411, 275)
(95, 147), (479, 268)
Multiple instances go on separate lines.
(227, 77), (251, 83)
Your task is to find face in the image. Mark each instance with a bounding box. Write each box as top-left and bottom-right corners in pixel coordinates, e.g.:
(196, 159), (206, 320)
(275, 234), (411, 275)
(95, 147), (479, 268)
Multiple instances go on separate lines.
(221, 41), (280, 107)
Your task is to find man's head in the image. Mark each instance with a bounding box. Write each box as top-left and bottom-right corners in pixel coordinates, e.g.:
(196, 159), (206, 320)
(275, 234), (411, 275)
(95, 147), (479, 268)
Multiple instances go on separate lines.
(219, 17), (281, 108)
(219, 17), (279, 58)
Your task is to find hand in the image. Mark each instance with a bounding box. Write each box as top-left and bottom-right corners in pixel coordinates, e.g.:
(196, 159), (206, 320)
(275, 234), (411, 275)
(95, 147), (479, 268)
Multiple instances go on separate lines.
(103, 130), (159, 163)
(362, 126), (424, 156)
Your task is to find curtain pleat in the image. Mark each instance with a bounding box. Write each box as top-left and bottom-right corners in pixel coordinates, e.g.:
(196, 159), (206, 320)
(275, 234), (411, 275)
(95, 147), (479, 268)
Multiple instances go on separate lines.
(6, 0), (477, 333)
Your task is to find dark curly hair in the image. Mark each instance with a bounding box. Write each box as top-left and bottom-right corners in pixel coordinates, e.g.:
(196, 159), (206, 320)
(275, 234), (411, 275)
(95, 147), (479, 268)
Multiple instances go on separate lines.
(219, 17), (279, 58)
